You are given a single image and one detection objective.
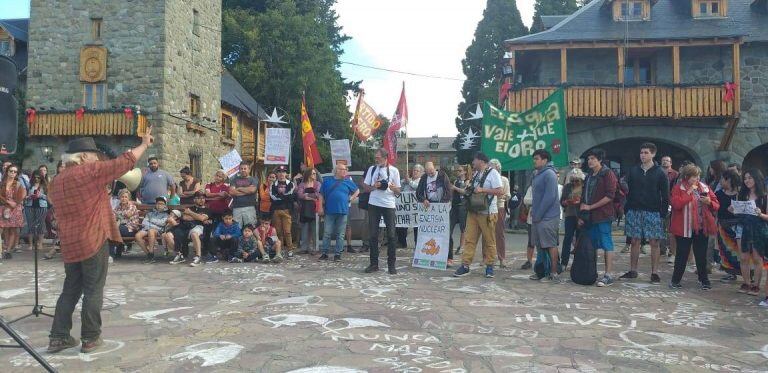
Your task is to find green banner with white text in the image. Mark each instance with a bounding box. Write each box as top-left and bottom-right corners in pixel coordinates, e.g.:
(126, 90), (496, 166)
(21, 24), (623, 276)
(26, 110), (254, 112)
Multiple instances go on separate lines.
(480, 89), (569, 171)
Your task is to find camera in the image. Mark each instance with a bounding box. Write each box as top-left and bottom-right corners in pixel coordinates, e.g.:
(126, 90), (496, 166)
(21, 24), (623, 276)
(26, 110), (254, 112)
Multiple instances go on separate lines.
(464, 185), (475, 195)
(377, 179), (389, 191)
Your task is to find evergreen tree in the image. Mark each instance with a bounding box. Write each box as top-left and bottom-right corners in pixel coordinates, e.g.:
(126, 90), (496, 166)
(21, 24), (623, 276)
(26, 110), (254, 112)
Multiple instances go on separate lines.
(454, 0), (527, 163)
(222, 0), (366, 172)
(530, 0), (580, 33)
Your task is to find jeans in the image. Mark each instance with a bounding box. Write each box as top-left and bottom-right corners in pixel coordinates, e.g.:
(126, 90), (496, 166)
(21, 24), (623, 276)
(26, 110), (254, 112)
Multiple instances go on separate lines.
(50, 245), (109, 342)
(396, 227), (418, 248)
(449, 204), (467, 260)
(672, 233), (710, 284)
(461, 212), (498, 266)
(368, 205), (397, 267)
(272, 209), (293, 251)
(202, 213), (223, 257)
(561, 216), (579, 267)
(300, 221), (316, 252)
(495, 208), (507, 261)
(322, 214), (348, 255)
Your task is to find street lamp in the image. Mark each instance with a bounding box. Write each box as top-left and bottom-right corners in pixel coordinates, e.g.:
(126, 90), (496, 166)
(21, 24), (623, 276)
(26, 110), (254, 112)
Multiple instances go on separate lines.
(41, 146), (54, 162)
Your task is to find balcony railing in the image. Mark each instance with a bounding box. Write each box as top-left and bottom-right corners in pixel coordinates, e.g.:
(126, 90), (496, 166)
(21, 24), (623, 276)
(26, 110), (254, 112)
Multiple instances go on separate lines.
(507, 85), (735, 118)
(29, 111), (148, 136)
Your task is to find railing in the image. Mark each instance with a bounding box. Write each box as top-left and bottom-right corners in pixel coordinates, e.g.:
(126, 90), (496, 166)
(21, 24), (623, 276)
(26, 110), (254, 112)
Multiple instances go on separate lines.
(29, 111), (148, 136)
(507, 85), (735, 118)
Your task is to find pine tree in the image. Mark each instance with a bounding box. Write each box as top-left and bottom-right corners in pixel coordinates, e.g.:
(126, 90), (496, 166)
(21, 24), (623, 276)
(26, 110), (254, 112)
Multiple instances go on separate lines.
(454, 0), (527, 164)
(530, 0), (580, 33)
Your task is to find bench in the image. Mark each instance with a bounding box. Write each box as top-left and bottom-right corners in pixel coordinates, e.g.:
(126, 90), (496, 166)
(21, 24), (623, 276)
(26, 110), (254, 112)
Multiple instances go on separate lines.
(117, 204), (191, 249)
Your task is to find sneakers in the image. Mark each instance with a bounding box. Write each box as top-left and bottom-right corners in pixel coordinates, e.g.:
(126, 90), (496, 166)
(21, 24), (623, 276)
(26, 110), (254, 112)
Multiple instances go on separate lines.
(47, 336), (79, 353)
(2, 252), (12, 259)
(189, 256), (201, 267)
(364, 265), (380, 273)
(447, 259), (454, 268)
(667, 255), (675, 264)
(169, 253), (185, 265)
(108, 256), (114, 264)
(204, 254), (219, 264)
(529, 273), (542, 281)
(747, 285), (760, 296)
(272, 253), (284, 263)
(619, 271), (638, 279)
(453, 265), (470, 277)
(700, 281), (712, 290)
(228, 257), (243, 263)
(333, 254), (341, 261)
(520, 261), (532, 270)
(668, 281), (682, 289)
(620, 246), (630, 254)
(720, 274), (737, 282)
(318, 254), (329, 261)
(81, 337), (103, 354)
(650, 273), (661, 284)
(738, 283), (751, 293)
(287, 251), (294, 258)
(260, 256), (271, 263)
(142, 253), (156, 264)
(640, 246), (648, 255)
(596, 275), (614, 287)
(759, 297), (768, 308)
(485, 265), (494, 278)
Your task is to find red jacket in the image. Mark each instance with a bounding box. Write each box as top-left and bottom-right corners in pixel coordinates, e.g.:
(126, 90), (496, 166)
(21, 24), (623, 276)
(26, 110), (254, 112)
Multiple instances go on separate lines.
(670, 180), (719, 238)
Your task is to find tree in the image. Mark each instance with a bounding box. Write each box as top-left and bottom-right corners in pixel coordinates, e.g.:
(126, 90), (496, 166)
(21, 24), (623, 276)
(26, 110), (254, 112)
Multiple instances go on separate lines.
(222, 0), (359, 173)
(454, 0), (527, 164)
(530, 0), (580, 33)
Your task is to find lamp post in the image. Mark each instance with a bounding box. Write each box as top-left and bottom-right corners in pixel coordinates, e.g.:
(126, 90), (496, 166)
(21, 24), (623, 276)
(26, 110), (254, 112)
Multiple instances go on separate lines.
(41, 146), (53, 163)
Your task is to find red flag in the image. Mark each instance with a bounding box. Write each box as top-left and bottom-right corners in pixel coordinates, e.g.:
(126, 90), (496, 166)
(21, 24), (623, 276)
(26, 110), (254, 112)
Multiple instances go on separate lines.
(382, 83), (407, 165)
(124, 107), (134, 120)
(25, 108), (36, 124)
(499, 81), (513, 105)
(724, 82), (737, 102)
(75, 107), (85, 121)
(301, 95), (322, 168)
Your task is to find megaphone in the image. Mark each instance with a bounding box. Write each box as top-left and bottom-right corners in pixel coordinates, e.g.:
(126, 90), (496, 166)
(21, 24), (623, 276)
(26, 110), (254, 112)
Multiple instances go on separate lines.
(117, 168), (142, 191)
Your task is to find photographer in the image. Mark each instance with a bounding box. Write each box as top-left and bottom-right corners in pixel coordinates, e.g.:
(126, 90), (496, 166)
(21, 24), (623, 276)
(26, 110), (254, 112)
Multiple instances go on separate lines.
(363, 148), (402, 275)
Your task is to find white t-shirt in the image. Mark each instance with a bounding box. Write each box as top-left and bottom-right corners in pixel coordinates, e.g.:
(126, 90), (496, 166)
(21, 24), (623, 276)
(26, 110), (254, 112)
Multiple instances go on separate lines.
(471, 168), (502, 214)
(364, 165), (402, 209)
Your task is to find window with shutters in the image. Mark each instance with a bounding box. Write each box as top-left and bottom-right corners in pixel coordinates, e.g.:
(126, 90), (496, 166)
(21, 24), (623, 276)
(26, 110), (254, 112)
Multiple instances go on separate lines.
(221, 113), (234, 140)
(190, 94), (200, 118)
(83, 83), (107, 109)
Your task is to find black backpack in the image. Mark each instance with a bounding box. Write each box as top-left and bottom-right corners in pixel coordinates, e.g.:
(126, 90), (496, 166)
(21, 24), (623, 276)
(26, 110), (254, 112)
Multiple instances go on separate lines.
(570, 227), (598, 285)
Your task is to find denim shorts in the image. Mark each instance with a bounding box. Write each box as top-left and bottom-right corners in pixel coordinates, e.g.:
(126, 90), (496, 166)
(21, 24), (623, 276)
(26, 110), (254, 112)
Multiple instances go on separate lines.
(589, 222), (614, 252)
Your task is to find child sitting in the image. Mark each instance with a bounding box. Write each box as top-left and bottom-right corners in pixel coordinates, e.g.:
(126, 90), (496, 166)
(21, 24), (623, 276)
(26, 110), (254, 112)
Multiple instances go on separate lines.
(213, 213), (242, 261)
(161, 210), (181, 259)
(134, 197), (170, 263)
(229, 224), (268, 263)
(256, 219), (283, 263)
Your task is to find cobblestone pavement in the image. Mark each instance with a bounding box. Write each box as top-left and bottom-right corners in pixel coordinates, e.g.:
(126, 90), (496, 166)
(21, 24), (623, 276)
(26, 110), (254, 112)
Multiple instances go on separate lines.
(0, 233), (767, 372)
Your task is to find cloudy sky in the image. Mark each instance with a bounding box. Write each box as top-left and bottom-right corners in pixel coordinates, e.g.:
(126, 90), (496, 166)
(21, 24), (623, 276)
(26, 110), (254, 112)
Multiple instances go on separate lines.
(336, 0), (536, 138)
(1, 0), (536, 138)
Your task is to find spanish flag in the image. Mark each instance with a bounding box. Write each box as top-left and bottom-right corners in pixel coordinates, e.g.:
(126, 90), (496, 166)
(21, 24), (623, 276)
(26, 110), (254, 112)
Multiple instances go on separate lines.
(300, 95), (323, 168)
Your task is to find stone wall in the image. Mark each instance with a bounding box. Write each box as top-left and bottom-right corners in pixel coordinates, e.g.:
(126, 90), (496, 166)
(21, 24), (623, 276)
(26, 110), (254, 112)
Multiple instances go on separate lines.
(680, 45), (733, 85)
(567, 49), (618, 85)
(724, 41), (768, 164)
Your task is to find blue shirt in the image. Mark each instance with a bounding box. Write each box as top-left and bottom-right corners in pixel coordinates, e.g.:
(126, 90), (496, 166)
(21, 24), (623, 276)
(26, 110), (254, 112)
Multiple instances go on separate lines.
(320, 177), (358, 215)
(213, 222), (242, 239)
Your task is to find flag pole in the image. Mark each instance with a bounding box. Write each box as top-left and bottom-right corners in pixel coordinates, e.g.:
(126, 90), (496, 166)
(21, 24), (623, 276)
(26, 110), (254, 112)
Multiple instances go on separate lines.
(351, 89), (364, 150)
(403, 81), (409, 178)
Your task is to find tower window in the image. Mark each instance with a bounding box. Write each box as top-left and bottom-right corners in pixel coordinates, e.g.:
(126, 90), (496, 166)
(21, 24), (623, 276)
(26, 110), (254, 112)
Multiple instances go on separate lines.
(91, 18), (102, 40)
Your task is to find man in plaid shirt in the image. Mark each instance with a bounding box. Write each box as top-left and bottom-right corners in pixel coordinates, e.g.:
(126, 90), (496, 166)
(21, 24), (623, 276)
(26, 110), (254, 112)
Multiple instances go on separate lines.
(47, 127), (154, 354)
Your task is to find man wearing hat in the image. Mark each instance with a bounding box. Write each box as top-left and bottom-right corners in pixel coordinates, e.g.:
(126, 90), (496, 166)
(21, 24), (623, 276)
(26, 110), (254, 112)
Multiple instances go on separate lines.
(563, 158), (583, 185)
(47, 127), (154, 354)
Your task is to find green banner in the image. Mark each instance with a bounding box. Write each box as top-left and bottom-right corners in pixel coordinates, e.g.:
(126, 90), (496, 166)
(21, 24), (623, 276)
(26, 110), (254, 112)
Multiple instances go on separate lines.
(480, 89), (569, 171)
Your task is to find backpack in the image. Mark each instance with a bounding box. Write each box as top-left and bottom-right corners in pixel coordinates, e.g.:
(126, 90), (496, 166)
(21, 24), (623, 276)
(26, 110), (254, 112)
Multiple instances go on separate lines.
(570, 227), (598, 285)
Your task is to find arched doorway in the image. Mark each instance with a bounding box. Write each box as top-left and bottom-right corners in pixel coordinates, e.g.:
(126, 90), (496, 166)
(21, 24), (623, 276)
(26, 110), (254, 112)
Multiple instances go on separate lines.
(743, 143), (768, 176)
(579, 137), (698, 177)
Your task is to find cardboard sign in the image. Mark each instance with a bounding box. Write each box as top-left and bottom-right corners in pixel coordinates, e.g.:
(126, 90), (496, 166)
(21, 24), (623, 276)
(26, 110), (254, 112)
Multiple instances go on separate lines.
(330, 139), (352, 166)
(264, 128), (291, 165)
(412, 203), (451, 270)
(218, 149), (243, 177)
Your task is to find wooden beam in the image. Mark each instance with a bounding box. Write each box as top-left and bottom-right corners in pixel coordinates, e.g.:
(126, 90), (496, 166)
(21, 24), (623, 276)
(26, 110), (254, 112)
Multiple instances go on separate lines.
(718, 117), (740, 151)
(617, 47), (625, 84)
(673, 46), (681, 119)
(732, 42), (740, 116)
(560, 48), (567, 83)
(506, 37), (741, 52)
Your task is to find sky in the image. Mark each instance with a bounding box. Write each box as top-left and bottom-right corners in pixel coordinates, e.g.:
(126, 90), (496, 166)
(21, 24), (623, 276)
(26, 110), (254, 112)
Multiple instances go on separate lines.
(336, 0), (535, 138)
(0, 0), (536, 138)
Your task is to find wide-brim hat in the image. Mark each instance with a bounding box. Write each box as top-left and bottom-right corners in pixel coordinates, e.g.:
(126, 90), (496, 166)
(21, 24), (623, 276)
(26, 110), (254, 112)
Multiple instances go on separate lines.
(65, 137), (101, 154)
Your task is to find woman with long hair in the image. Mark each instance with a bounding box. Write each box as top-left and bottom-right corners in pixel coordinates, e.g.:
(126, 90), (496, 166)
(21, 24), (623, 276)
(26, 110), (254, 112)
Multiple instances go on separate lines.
(43, 161), (65, 259)
(297, 168), (321, 254)
(707, 160), (727, 191)
(111, 188), (141, 258)
(715, 169), (742, 282)
(734, 169), (768, 297)
(23, 170), (50, 255)
(259, 172), (276, 220)
(560, 169), (585, 270)
(669, 164), (719, 290)
(0, 164), (28, 259)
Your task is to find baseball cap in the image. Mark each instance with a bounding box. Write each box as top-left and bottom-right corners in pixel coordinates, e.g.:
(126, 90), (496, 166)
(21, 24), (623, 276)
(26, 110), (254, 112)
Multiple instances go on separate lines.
(171, 210), (182, 218)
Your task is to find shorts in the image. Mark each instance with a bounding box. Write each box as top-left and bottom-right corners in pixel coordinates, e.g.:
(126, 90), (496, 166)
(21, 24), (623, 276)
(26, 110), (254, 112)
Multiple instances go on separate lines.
(531, 218), (559, 249)
(189, 225), (204, 238)
(625, 210), (666, 240)
(589, 221), (614, 252)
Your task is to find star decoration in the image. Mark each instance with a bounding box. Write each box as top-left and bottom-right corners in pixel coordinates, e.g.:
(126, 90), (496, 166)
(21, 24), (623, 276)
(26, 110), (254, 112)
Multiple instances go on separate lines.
(464, 127), (480, 140)
(460, 137), (476, 150)
(464, 104), (483, 121)
(320, 131), (334, 140)
(263, 108), (287, 124)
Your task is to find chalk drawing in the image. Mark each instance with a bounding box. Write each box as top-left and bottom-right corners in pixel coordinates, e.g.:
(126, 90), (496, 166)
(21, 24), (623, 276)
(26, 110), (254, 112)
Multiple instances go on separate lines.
(262, 314), (390, 334)
(743, 344), (768, 359)
(129, 307), (193, 324)
(0, 288), (34, 299)
(134, 285), (175, 293)
(169, 341), (244, 367)
(460, 344), (533, 357)
(618, 330), (723, 351)
(286, 367), (367, 373)
(268, 295), (325, 307)
(360, 287), (396, 298)
(445, 285), (482, 294)
(9, 340), (125, 367)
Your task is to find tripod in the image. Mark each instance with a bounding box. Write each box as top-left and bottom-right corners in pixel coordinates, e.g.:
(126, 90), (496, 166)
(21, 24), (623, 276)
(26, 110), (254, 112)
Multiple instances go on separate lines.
(10, 244), (54, 324)
(0, 317), (56, 372)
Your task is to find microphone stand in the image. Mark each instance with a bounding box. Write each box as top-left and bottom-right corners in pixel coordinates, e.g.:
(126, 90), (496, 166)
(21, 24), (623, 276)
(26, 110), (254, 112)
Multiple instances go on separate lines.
(10, 244), (54, 323)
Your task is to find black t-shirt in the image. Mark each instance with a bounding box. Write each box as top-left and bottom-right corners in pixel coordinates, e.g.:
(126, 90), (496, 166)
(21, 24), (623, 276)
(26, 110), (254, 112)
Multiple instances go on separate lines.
(715, 190), (737, 220)
(182, 205), (210, 227)
(452, 179), (466, 206)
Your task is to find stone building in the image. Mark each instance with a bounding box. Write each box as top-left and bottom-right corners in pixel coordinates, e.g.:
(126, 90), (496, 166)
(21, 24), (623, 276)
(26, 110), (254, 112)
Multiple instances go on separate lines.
(20, 0), (246, 180)
(503, 0), (768, 176)
(0, 18), (28, 90)
(396, 135), (458, 174)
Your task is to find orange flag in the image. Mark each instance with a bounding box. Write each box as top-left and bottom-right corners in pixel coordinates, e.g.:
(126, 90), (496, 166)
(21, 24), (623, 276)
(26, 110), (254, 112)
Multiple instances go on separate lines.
(301, 95), (322, 168)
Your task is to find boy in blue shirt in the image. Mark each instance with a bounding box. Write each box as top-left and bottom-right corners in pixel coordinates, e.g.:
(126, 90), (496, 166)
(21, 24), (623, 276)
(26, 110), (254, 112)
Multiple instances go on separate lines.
(210, 212), (242, 262)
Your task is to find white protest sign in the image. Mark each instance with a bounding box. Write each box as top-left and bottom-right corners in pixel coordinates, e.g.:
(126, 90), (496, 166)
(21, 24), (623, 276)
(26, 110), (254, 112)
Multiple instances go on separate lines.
(379, 191), (419, 228)
(412, 203), (451, 270)
(330, 139), (352, 166)
(264, 128), (290, 165)
(732, 200), (758, 215)
(218, 149), (243, 177)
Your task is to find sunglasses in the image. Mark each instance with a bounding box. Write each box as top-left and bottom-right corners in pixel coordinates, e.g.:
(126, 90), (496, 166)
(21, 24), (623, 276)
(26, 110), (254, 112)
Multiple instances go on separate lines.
(7, 170), (18, 173)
